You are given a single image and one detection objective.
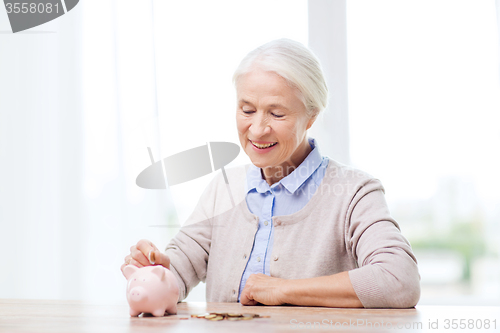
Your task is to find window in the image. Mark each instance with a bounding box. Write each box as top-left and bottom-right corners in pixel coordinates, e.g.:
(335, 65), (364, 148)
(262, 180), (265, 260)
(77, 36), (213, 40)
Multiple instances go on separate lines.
(347, 0), (500, 305)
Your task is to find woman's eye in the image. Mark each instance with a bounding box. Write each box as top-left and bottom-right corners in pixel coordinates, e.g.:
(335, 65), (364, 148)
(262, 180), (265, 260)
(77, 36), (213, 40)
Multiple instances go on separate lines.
(271, 113), (284, 118)
(242, 110), (254, 114)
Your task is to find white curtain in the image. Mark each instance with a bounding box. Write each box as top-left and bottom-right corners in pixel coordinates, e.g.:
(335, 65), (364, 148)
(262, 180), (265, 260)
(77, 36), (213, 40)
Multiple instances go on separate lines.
(308, 0), (350, 165)
(497, 0), (500, 81)
(0, 0), (311, 301)
(0, 0), (170, 300)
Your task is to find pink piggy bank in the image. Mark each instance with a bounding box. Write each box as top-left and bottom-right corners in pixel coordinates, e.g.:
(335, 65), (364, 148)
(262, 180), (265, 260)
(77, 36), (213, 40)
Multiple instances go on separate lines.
(123, 265), (179, 317)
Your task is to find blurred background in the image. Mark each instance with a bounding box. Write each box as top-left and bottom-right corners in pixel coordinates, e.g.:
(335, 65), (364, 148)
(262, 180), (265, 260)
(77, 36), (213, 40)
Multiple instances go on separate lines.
(0, 0), (499, 305)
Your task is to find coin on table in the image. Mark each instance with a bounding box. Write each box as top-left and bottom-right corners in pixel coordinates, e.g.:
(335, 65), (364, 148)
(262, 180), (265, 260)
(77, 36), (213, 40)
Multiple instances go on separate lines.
(227, 313), (243, 317)
(205, 314), (217, 319)
(196, 313), (208, 318)
(227, 317), (243, 321)
(209, 316), (224, 321)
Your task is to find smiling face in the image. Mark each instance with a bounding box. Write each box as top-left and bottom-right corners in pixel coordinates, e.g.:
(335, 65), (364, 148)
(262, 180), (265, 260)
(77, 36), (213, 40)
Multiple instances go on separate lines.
(236, 69), (316, 184)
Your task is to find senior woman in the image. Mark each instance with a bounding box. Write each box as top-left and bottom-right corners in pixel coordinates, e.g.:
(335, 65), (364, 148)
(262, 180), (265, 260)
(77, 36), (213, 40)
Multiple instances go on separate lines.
(121, 39), (420, 308)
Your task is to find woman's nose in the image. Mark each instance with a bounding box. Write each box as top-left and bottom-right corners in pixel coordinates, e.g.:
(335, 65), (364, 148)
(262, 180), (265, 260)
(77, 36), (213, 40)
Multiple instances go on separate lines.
(249, 114), (271, 137)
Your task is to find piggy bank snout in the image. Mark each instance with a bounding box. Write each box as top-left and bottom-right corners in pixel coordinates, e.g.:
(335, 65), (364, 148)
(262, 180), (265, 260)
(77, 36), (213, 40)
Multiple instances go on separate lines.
(129, 286), (148, 302)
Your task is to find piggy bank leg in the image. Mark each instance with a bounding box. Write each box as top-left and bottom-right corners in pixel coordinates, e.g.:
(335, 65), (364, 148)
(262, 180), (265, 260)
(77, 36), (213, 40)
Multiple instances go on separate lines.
(164, 304), (178, 315)
(152, 309), (165, 317)
(129, 308), (141, 317)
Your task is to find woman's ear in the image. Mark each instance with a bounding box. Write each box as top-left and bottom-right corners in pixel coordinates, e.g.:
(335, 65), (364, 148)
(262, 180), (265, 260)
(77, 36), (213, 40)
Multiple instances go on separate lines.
(306, 111), (318, 130)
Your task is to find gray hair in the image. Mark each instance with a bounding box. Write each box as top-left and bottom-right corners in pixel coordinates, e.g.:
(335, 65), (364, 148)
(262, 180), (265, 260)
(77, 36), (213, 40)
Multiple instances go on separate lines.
(233, 38), (328, 118)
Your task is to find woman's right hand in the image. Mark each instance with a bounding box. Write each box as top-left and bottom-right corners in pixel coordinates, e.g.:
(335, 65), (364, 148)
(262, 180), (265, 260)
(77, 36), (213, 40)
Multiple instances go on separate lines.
(121, 239), (171, 277)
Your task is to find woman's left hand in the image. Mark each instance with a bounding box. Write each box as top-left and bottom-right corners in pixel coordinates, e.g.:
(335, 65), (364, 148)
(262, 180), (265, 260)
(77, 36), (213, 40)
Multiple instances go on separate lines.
(239, 273), (287, 306)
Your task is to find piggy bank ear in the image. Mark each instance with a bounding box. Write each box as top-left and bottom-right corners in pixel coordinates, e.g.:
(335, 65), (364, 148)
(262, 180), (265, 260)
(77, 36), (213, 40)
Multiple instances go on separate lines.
(151, 266), (165, 280)
(123, 265), (139, 279)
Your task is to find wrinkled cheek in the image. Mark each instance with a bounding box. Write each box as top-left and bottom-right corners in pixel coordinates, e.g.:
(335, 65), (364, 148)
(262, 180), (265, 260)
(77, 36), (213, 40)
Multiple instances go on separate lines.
(236, 127), (246, 141)
(236, 121), (249, 141)
(235, 118), (244, 134)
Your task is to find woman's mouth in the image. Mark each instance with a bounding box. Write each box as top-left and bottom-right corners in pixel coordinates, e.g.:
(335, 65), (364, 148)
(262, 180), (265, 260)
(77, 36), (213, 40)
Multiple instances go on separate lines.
(250, 140), (278, 149)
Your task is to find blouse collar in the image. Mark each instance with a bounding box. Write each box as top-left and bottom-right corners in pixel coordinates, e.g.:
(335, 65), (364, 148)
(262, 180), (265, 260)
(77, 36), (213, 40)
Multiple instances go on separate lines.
(245, 138), (323, 195)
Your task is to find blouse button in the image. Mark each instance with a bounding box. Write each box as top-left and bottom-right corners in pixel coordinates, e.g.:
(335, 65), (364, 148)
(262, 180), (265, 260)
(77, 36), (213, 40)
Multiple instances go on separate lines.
(257, 257), (261, 262)
(243, 254), (247, 259)
(264, 220), (268, 226)
(273, 256), (279, 261)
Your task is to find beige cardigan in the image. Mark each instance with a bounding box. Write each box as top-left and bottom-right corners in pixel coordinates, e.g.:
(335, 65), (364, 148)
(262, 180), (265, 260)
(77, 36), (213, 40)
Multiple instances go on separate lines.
(165, 159), (421, 308)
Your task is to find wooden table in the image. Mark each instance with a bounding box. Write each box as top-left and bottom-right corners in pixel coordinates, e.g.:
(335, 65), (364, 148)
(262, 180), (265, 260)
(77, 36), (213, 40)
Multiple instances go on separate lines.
(1, 299), (499, 332)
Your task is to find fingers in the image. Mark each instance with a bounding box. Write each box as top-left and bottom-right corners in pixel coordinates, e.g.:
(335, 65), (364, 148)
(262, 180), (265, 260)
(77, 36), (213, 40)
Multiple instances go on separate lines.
(244, 299), (259, 306)
(123, 254), (145, 267)
(123, 239), (169, 268)
(239, 291), (258, 306)
(136, 239), (171, 269)
(123, 239), (154, 269)
(120, 260), (142, 275)
(155, 252), (171, 270)
(120, 256), (144, 278)
(130, 246), (150, 267)
(239, 277), (254, 305)
(121, 239), (171, 279)
(136, 239), (157, 264)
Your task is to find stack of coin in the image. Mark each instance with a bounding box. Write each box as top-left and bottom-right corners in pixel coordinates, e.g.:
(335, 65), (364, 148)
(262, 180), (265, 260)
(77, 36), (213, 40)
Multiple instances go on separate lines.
(190, 312), (270, 321)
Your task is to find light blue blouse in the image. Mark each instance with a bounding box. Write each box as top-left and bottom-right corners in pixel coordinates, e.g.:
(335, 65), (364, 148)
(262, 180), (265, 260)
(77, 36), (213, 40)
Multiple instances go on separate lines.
(237, 138), (329, 301)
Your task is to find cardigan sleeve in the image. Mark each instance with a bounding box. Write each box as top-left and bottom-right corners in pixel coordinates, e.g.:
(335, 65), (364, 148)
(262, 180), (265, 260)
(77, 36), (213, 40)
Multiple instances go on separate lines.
(346, 179), (421, 308)
(164, 174), (220, 302)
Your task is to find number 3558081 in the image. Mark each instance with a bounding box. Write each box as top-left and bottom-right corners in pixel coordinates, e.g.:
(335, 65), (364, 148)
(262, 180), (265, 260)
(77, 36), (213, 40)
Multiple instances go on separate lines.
(5, 3), (60, 14)
(444, 319), (496, 330)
